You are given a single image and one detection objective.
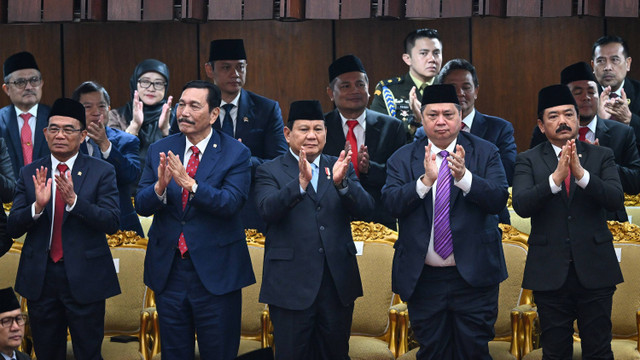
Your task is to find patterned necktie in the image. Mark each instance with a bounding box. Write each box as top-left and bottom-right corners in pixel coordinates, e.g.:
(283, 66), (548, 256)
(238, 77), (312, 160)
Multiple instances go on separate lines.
(578, 127), (589, 142)
(50, 163), (68, 262)
(19, 113), (33, 165)
(433, 150), (453, 259)
(346, 120), (359, 177)
(221, 103), (235, 137)
(178, 146), (200, 257)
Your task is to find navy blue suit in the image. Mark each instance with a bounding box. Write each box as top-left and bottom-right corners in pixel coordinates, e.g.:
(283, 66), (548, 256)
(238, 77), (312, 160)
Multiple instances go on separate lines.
(8, 153), (121, 360)
(135, 130), (255, 359)
(0, 104), (50, 177)
(323, 109), (406, 229)
(382, 133), (508, 359)
(529, 117), (640, 221)
(255, 151), (374, 359)
(415, 111), (516, 224)
(170, 89), (287, 233)
(82, 127), (143, 235)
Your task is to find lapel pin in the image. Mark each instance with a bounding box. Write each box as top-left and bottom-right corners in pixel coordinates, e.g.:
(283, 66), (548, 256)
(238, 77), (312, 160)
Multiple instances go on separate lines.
(243, 117), (249, 122)
(325, 167), (331, 180)
(578, 154), (582, 158)
(213, 143), (218, 148)
(77, 171), (82, 176)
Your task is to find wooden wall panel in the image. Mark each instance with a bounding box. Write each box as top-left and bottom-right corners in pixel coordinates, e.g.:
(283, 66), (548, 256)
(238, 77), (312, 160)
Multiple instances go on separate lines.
(335, 18), (469, 111)
(244, 0), (274, 20)
(143, 0), (173, 21)
(605, 18), (640, 81)
(578, 0), (603, 16)
(43, 0), (73, 22)
(62, 22), (198, 110)
(199, 20), (333, 121)
(7, 0), (40, 22)
(605, 0), (639, 17)
(82, 0), (107, 21)
(506, 0), (540, 17)
(181, 0), (206, 21)
(472, 17), (603, 152)
(405, 0), (440, 18)
(306, 0), (339, 19)
(280, 0), (305, 19)
(479, 0), (506, 16)
(209, 0), (242, 20)
(108, 0), (140, 21)
(542, 0), (572, 17)
(375, 0), (403, 18)
(0, 24), (62, 108)
(442, 0), (473, 17)
(341, 0), (371, 19)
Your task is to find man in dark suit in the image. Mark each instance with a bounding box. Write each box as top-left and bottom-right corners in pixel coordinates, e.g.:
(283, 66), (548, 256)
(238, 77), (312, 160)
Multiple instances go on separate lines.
(255, 100), (374, 360)
(591, 35), (640, 154)
(136, 80), (254, 359)
(0, 138), (16, 258)
(513, 85), (624, 359)
(0, 52), (50, 178)
(381, 85), (508, 359)
(323, 55), (406, 229)
(171, 39), (287, 233)
(530, 62), (640, 222)
(0, 288), (31, 360)
(414, 59), (516, 224)
(71, 81), (144, 236)
(7, 98), (121, 360)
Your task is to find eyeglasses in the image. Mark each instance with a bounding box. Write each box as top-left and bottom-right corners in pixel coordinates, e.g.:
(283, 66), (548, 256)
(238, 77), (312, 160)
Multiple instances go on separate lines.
(6, 76), (42, 89)
(138, 79), (167, 90)
(0, 314), (27, 328)
(47, 126), (84, 136)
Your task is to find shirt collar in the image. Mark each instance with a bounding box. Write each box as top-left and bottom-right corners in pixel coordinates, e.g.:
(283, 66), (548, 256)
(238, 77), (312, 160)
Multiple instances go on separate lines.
(51, 152), (79, 172)
(186, 128), (213, 156)
(614, 79), (626, 97)
(428, 138), (457, 156)
(13, 103), (39, 119)
(583, 115), (597, 134)
(462, 108), (476, 130)
(289, 147), (321, 167)
(1, 350), (16, 360)
(220, 91), (241, 107)
(409, 72), (434, 91)
(338, 110), (366, 129)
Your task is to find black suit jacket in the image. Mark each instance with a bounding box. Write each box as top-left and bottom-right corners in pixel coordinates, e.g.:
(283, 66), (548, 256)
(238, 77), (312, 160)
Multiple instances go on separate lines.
(513, 141), (624, 291)
(323, 109), (406, 228)
(8, 153), (121, 303)
(0, 104), (50, 177)
(529, 117), (640, 221)
(254, 152), (374, 310)
(0, 137), (16, 257)
(381, 133), (509, 301)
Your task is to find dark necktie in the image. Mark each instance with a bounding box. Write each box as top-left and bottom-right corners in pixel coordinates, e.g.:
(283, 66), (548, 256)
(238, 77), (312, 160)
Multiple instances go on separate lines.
(346, 120), (359, 177)
(19, 113), (33, 165)
(221, 103), (235, 137)
(433, 150), (453, 259)
(50, 163), (68, 262)
(178, 146), (200, 257)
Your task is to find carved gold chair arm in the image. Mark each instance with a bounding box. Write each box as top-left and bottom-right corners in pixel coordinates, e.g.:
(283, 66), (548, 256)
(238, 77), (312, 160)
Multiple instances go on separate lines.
(140, 307), (159, 360)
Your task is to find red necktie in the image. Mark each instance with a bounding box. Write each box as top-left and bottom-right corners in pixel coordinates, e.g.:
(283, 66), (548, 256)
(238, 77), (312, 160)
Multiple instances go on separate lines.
(50, 163), (68, 262)
(178, 146), (200, 257)
(578, 127), (589, 142)
(346, 120), (359, 177)
(461, 123), (470, 132)
(610, 93), (619, 99)
(559, 151), (571, 196)
(20, 113), (33, 165)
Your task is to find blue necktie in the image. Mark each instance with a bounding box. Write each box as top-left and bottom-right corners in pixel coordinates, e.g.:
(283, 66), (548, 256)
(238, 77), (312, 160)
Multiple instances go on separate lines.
(311, 163), (319, 191)
(221, 103), (235, 137)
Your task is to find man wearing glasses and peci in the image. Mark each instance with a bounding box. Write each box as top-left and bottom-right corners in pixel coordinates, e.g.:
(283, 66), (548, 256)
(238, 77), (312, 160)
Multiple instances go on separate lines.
(0, 52), (50, 178)
(0, 287), (31, 360)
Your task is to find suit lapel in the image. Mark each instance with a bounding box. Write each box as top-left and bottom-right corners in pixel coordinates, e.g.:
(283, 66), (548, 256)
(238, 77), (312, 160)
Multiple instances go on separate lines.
(61, 153), (88, 222)
(33, 106), (48, 159)
(325, 110), (346, 155)
(235, 89), (253, 141)
(450, 134), (473, 209)
(6, 107), (23, 168)
(315, 155), (332, 201)
(411, 139), (433, 222)
(364, 110), (380, 159)
(470, 111), (487, 139)
(167, 135), (187, 211)
(594, 117), (611, 146)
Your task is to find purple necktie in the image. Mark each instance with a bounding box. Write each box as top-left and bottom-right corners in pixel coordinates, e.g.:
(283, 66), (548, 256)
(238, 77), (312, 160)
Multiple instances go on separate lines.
(433, 150), (453, 259)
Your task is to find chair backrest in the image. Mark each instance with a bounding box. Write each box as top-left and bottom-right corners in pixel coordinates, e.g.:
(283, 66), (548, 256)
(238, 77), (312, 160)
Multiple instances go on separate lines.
(104, 232), (150, 335)
(608, 221), (640, 338)
(495, 237), (530, 338)
(0, 241), (21, 290)
(350, 221), (398, 338)
(242, 242), (267, 337)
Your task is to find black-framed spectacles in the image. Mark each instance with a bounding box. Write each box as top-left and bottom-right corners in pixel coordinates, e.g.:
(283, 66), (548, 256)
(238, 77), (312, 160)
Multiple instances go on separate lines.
(138, 79), (167, 90)
(47, 126), (83, 135)
(6, 76), (42, 89)
(0, 314), (28, 327)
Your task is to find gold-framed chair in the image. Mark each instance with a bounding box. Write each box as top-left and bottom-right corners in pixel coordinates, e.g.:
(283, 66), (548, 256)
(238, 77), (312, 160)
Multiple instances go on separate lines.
(348, 221), (402, 360)
(66, 230), (155, 360)
(396, 224), (533, 360)
(521, 221), (640, 359)
(0, 241), (33, 354)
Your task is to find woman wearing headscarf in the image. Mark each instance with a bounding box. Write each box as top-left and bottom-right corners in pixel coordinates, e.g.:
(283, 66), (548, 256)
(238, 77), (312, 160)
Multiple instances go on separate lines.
(108, 59), (174, 169)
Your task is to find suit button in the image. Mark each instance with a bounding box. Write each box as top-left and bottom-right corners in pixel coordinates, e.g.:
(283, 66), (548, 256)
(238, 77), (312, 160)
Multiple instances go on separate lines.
(568, 216), (572, 221)
(565, 238), (571, 243)
(318, 248), (324, 254)
(317, 206), (321, 211)
(320, 226), (325, 231)
(181, 221), (186, 225)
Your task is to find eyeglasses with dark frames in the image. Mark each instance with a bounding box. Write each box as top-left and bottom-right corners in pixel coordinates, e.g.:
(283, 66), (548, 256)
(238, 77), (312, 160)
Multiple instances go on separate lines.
(138, 79), (167, 90)
(47, 126), (84, 136)
(6, 76), (42, 89)
(0, 314), (28, 328)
